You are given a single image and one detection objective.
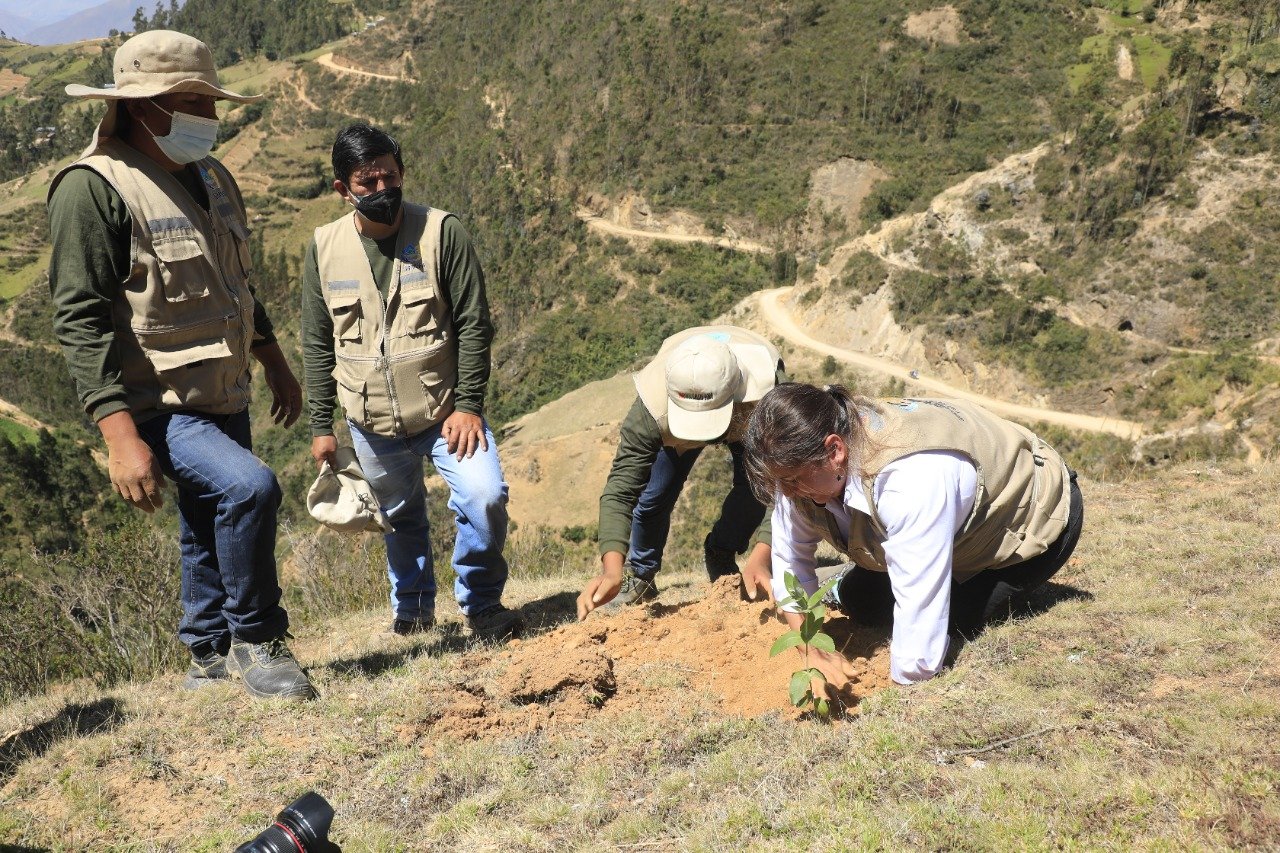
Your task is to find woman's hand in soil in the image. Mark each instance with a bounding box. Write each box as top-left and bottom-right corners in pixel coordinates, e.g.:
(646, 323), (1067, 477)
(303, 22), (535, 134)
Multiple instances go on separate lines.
(807, 647), (858, 693)
(740, 542), (774, 602)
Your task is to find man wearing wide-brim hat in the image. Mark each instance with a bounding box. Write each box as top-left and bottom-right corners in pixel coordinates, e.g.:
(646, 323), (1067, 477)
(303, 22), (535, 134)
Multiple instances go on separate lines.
(47, 30), (314, 701)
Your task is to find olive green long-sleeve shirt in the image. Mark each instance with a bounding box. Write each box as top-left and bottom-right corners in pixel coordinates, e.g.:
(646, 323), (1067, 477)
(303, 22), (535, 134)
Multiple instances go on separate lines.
(47, 167), (276, 423)
(597, 364), (787, 558)
(300, 214), (494, 437)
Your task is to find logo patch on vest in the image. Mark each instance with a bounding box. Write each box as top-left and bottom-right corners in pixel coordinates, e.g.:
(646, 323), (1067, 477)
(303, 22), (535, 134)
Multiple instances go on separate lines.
(401, 243), (422, 266)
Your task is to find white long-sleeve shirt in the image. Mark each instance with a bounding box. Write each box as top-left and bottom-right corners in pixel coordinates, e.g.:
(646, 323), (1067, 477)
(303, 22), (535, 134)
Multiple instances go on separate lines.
(770, 450), (978, 685)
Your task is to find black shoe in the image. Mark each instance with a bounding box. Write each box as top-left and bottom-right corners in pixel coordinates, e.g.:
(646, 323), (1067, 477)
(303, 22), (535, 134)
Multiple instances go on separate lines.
(226, 637), (316, 701)
(183, 650), (229, 689)
(704, 534), (739, 581)
(465, 604), (524, 641)
(606, 567), (659, 607)
(392, 614), (436, 636)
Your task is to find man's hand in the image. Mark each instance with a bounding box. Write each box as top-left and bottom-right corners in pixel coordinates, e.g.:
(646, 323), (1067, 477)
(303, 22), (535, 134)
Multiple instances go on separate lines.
(253, 342), (303, 427)
(311, 434), (338, 469)
(441, 410), (487, 460)
(577, 552), (625, 620)
(99, 411), (165, 512)
(740, 541), (774, 602)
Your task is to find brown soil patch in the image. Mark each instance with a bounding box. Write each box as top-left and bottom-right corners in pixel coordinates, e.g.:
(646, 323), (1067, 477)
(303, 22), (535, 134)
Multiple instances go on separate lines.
(402, 576), (892, 743)
(0, 68), (29, 97)
(499, 373), (634, 528)
(807, 157), (888, 237)
(903, 6), (964, 46)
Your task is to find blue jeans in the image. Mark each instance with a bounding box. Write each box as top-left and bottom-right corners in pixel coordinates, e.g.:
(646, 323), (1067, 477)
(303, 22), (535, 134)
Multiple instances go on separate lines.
(136, 408), (287, 657)
(628, 441), (766, 578)
(349, 419), (509, 619)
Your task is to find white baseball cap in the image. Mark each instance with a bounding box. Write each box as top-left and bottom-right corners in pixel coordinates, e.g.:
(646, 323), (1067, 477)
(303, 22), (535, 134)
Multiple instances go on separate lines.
(664, 335), (745, 441)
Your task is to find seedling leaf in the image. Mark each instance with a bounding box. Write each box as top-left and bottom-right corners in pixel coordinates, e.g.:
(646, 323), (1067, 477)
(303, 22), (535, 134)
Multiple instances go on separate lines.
(770, 631), (805, 657)
(810, 632), (836, 654)
(783, 571), (805, 602)
(789, 669), (812, 706)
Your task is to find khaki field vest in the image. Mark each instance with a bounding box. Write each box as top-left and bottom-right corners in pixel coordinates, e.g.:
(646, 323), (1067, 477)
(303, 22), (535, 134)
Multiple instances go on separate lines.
(633, 325), (781, 451)
(795, 398), (1072, 581)
(313, 203), (455, 437)
(48, 139), (258, 420)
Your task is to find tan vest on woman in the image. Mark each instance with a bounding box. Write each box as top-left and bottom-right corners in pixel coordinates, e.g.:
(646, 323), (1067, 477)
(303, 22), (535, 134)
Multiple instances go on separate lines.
(794, 398), (1073, 582)
(313, 203), (456, 437)
(48, 139), (259, 421)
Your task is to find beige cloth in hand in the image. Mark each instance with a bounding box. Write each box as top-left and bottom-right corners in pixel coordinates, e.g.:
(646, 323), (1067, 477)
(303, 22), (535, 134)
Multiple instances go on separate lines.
(306, 446), (392, 534)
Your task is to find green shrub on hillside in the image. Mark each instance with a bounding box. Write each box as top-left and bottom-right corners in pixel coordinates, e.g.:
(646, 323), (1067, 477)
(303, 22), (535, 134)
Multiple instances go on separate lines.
(0, 430), (125, 567)
(1124, 353), (1279, 422)
(0, 518), (182, 701)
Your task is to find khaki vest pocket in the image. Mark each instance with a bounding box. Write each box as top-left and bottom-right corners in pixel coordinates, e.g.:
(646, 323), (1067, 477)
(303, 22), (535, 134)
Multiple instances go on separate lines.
(141, 336), (234, 372)
(402, 290), (441, 336)
(416, 343), (457, 423)
(336, 375), (371, 430)
(329, 293), (364, 344)
(152, 237), (211, 302)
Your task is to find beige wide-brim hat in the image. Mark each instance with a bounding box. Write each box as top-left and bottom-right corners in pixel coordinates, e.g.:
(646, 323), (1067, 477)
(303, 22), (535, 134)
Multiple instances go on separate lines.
(66, 29), (264, 140)
(307, 447), (392, 535)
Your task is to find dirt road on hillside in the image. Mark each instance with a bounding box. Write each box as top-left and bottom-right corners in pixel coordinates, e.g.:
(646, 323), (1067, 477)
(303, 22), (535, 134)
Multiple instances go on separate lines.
(315, 52), (402, 82)
(577, 210), (774, 253)
(574, 198), (1145, 440)
(759, 287), (1146, 439)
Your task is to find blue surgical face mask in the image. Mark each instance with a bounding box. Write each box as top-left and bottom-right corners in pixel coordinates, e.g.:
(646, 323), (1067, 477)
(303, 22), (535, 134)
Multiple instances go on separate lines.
(144, 101), (220, 164)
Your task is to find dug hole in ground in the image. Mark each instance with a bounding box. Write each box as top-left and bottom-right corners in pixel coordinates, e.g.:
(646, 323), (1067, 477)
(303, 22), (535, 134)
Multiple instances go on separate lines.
(405, 574), (894, 745)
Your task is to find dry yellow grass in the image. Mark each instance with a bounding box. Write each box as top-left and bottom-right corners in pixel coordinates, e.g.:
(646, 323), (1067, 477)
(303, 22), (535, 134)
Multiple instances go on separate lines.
(1, 460), (1278, 849)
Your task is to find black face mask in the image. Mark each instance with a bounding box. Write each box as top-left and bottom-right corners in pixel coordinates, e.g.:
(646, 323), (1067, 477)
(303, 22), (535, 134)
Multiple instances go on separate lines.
(351, 186), (403, 225)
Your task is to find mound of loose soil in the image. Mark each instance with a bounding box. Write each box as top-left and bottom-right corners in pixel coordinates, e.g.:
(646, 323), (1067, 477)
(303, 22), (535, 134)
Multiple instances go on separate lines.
(405, 576), (892, 742)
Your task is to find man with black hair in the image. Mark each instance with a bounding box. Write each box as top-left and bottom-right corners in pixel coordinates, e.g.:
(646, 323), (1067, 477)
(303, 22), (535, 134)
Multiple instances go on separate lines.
(301, 123), (521, 640)
(47, 31), (314, 701)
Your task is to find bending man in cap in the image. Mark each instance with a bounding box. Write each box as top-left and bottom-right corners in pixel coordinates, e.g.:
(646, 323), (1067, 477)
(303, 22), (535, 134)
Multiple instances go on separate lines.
(577, 325), (785, 618)
(47, 30), (314, 700)
(302, 124), (521, 641)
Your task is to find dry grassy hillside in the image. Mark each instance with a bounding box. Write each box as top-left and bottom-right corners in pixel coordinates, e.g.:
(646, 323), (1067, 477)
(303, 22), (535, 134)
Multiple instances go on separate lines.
(1, 458), (1276, 848)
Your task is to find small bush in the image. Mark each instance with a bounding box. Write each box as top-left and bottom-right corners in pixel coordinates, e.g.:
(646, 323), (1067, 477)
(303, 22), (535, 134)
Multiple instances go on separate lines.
(0, 517), (184, 701)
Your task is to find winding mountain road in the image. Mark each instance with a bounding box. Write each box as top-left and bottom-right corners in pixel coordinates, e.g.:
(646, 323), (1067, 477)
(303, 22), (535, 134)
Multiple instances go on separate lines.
(757, 287), (1147, 440)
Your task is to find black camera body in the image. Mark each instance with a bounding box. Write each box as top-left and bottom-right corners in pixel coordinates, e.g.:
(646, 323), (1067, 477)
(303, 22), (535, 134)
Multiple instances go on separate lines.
(235, 791), (340, 853)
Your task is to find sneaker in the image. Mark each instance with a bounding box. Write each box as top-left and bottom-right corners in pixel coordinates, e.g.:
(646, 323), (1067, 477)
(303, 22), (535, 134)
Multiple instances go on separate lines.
(392, 614), (436, 636)
(464, 604), (524, 641)
(607, 568), (659, 607)
(225, 637), (316, 701)
(704, 534), (739, 581)
(183, 650), (228, 689)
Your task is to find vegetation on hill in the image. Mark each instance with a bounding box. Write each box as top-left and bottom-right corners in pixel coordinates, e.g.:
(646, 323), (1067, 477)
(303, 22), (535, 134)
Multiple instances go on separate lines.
(131, 0), (352, 65)
(0, 0), (1279, 703)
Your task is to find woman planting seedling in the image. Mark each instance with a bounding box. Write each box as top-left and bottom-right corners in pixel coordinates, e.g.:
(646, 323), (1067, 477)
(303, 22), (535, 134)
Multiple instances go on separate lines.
(744, 383), (1084, 687)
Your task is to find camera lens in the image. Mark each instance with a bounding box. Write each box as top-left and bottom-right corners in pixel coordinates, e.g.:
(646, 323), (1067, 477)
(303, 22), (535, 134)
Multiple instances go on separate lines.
(234, 824), (300, 853)
(234, 792), (337, 853)
(277, 791), (335, 847)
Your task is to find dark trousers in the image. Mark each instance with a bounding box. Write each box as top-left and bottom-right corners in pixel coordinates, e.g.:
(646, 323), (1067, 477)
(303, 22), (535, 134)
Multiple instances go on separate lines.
(627, 442), (767, 578)
(836, 470), (1084, 636)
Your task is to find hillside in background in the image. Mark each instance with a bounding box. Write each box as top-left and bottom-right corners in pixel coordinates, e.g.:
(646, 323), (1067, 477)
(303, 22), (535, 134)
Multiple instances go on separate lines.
(0, 0), (1276, 701)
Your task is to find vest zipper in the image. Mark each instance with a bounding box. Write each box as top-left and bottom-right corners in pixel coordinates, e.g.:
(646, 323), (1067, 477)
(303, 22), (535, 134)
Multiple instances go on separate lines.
(378, 270), (403, 435)
(131, 312), (238, 335)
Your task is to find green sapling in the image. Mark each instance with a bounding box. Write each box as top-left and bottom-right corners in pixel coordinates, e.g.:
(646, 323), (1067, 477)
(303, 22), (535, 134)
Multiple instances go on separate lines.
(770, 572), (841, 718)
